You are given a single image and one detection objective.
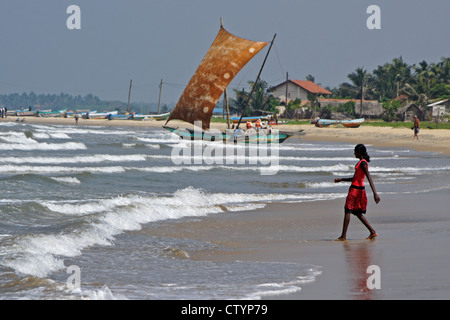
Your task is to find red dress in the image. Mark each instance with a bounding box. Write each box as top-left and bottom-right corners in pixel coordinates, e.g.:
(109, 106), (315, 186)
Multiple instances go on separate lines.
(345, 159), (368, 215)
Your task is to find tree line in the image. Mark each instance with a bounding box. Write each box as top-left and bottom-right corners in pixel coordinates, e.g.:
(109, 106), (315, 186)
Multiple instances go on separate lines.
(231, 56), (449, 116)
(334, 56), (449, 104)
(0, 92), (162, 114)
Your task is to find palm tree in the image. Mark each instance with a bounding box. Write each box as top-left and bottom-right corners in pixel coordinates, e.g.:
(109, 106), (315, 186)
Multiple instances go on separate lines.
(372, 57), (413, 100)
(232, 80), (271, 116)
(348, 67), (372, 116)
(404, 61), (437, 105)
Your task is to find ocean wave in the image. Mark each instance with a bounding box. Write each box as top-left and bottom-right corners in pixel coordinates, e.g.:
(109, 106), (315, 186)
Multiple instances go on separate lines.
(0, 187), (342, 278)
(0, 132), (86, 151)
(0, 165), (125, 174)
(0, 154), (147, 164)
(49, 177), (81, 185)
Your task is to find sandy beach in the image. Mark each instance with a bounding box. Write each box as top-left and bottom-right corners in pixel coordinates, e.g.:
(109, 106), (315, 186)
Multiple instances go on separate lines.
(2, 116), (449, 301)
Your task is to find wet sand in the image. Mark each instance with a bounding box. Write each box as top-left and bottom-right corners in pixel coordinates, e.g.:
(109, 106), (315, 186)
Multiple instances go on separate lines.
(147, 190), (450, 300)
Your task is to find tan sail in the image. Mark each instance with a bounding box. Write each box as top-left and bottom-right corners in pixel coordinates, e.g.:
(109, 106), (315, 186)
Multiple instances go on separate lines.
(165, 26), (268, 130)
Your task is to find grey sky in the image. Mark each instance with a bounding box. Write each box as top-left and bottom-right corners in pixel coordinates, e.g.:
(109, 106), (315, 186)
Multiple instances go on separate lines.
(0, 0), (449, 105)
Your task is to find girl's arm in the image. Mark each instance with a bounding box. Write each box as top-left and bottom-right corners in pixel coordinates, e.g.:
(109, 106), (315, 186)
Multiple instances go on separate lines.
(334, 177), (352, 183)
(361, 162), (381, 203)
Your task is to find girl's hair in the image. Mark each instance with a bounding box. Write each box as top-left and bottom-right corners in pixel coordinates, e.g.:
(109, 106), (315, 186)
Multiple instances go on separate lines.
(355, 144), (371, 162)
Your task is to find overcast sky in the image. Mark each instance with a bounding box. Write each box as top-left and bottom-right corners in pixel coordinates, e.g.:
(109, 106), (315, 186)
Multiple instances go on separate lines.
(0, 0), (448, 105)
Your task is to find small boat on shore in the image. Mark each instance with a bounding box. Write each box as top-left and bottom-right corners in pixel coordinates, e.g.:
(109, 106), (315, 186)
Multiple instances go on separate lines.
(133, 112), (170, 121)
(15, 110), (36, 117)
(38, 109), (67, 117)
(313, 118), (365, 128)
(89, 111), (118, 119)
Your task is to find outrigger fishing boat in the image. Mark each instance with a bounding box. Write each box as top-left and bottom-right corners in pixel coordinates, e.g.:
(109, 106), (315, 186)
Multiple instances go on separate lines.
(163, 20), (292, 144)
(230, 116), (269, 124)
(133, 112), (171, 121)
(313, 118), (365, 128)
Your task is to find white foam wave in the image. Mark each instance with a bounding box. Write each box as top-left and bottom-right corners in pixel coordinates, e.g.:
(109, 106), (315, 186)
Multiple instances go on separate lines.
(370, 166), (450, 174)
(50, 177), (81, 184)
(0, 187), (342, 278)
(137, 137), (180, 144)
(306, 182), (341, 188)
(127, 164), (352, 174)
(0, 165), (125, 174)
(0, 141), (86, 151)
(32, 132), (71, 139)
(0, 131), (85, 150)
(0, 154), (147, 164)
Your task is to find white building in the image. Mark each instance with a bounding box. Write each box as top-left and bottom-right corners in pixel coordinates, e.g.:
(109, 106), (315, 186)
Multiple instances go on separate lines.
(427, 99), (449, 118)
(271, 80), (332, 102)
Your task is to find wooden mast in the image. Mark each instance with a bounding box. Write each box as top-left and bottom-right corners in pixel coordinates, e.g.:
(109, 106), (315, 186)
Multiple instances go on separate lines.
(236, 33), (276, 129)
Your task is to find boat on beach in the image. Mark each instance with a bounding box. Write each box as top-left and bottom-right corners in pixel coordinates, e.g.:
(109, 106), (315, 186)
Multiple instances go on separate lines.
(88, 111), (118, 119)
(163, 21), (292, 144)
(38, 109), (67, 117)
(133, 112), (170, 121)
(313, 118), (365, 128)
(15, 110), (36, 117)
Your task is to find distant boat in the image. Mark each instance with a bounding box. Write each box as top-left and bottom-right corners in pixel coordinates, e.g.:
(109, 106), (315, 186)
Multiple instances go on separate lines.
(38, 109), (67, 117)
(133, 112), (171, 121)
(88, 111), (118, 119)
(16, 110), (36, 117)
(163, 22), (292, 144)
(109, 114), (132, 120)
(313, 118), (365, 128)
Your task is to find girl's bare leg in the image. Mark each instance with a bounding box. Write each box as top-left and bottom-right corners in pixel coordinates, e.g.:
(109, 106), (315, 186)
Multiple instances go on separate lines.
(355, 213), (377, 239)
(337, 212), (351, 240)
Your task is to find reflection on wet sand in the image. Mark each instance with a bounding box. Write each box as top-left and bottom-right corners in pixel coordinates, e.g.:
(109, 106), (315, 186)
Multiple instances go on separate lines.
(342, 240), (380, 300)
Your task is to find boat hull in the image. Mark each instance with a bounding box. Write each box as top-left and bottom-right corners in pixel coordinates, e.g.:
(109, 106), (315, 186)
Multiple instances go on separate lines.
(314, 118), (364, 128)
(163, 126), (292, 144)
(231, 116), (269, 124)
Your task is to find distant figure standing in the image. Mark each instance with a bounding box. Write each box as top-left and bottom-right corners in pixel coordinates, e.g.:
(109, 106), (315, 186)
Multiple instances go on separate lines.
(255, 119), (262, 129)
(334, 144), (380, 240)
(75, 114), (79, 125)
(413, 115), (420, 140)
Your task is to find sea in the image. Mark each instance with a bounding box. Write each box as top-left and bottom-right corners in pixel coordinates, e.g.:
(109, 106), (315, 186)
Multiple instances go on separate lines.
(0, 121), (449, 300)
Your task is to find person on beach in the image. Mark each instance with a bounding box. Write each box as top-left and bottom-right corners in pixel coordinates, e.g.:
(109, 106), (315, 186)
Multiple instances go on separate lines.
(412, 115), (420, 140)
(334, 144), (380, 240)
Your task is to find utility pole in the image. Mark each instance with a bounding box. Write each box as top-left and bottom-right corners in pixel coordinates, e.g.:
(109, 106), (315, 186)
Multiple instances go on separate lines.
(285, 72), (290, 118)
(127, 79), (132, 113)
(158, 79), (163, 114)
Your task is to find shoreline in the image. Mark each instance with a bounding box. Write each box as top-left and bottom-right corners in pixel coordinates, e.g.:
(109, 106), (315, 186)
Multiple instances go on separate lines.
(145, 189), (450, 300)
(2, 116), (449, 155)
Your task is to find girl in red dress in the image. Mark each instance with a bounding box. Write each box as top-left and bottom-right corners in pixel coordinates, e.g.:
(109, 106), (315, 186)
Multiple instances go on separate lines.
(334, 144), (380, 240)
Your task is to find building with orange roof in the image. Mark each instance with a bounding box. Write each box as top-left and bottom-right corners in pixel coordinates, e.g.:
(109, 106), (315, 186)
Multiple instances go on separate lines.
(270, 80), (332, 103)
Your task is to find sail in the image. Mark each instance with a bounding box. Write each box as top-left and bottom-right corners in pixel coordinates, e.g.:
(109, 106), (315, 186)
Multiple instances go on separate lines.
(166, 26), (268, 130)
